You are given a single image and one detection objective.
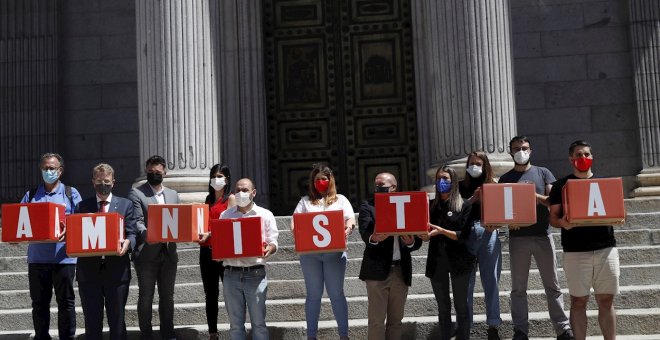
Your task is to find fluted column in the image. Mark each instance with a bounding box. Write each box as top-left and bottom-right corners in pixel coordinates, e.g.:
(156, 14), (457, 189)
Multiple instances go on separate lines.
(412, 0), (517, 183)
(630, 0), (660, 197)
(136, 0), (218, 202)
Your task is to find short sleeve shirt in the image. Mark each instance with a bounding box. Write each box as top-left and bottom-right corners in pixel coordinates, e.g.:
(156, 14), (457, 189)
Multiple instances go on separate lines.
(294, 194), (355, 221)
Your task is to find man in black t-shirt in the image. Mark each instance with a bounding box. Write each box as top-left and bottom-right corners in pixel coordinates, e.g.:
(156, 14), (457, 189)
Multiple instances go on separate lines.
(549, 140), (618, 340)
(499, 136), (572, 340)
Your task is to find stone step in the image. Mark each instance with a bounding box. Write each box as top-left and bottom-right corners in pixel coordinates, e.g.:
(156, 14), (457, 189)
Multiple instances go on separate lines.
(1, 263), (658, 310)
(0, 307), (659, 338)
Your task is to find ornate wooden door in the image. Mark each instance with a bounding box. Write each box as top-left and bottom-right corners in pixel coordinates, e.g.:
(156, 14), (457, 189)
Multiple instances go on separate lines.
(264, 0), (419, 215)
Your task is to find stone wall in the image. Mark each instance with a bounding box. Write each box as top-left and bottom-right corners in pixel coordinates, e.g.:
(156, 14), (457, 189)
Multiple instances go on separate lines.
(58, 0), (139, 198)
(510, 0), (640, 191)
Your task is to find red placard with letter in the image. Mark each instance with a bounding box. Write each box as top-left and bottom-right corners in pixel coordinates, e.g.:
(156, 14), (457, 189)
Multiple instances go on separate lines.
(374, 191), (429, 235)
(293, 210), (346, 254)
(66, 212), (124, 257)
(562, 177), (625, 226)
(481, 183), (537, 227)
(147, 204), (209, 243)
(210, 217), (264, 260)
(1, 202), (65, 243)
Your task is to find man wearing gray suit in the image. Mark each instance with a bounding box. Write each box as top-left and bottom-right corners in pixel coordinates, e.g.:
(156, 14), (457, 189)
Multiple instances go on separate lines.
(129, 155), (180, 340)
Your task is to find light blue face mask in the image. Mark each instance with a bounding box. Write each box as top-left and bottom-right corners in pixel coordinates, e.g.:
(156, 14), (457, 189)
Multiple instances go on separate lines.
(42, 169), (59, 184)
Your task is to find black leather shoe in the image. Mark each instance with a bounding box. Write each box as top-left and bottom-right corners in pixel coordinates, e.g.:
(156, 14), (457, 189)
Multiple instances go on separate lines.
(512, 329), (529, 340)
(488, 327), (501, 340)
(557, 329), (575, 340)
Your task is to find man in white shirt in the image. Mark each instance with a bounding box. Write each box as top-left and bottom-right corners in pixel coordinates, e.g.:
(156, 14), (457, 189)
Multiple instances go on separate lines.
(220, 178), (279, 340)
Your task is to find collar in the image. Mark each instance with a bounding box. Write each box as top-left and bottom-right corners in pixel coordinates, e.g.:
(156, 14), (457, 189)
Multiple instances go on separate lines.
(96, 193), (113, 204)
(149, 184), (164, 196)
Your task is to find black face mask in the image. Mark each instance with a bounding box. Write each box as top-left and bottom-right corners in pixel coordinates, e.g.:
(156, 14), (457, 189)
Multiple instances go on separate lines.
(375, 186), (391, 193)
(95, 183), (113, 196)
(147, 172), (163, 186)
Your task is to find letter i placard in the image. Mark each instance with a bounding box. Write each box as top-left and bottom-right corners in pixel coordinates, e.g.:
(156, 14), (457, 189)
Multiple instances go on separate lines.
(562, 177), (626, 226)
(293, 210), (346, 254)
(374, 192), (429, 235)
(210, 217), (265, 260)
(66, 212), (124, 257)
(1, 202), (65, 243)
(481, 183), (537, 227)
(147, 204), (209, 243)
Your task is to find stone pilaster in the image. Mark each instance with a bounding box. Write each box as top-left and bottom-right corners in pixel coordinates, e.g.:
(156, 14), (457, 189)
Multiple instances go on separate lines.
(412, 0), (517, 184)
(630, 0), (660, 197)
(135, 0), (218, 202)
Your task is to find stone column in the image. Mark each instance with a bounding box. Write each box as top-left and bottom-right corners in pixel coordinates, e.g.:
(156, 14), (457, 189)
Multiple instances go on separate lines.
(135, 0), (218, 202)
(630, 0), (660, 197)
(412, 0), (517, 184)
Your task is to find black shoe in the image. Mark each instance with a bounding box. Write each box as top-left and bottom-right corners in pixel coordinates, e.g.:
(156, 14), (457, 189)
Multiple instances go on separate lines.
(557, 329), (575, 340)
(512, 330), (529, 340)
(488, 327), (501, 340)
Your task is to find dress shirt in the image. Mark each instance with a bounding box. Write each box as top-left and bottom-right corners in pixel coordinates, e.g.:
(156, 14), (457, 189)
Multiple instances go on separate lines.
(150, 185), (165, 204)
(96, 193), (113, 212)
(220, 203), (279, 267)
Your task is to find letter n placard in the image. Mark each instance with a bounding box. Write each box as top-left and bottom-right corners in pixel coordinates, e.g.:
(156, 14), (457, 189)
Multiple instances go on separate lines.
(147, 204), (209, 243)
(1, 202), (65, 243)
(210, 217), (264, 260)
(562, 178), (625, 226)
(374, 191), (429, 235)
(293, 210), (346, 254)
(66, 212), (124, 257)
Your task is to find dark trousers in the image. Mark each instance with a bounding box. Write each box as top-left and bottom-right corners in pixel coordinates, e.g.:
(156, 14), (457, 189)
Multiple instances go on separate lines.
(430, 256), (473, 340)
(199, 246), (224, 333)
(78, 278), (130, 340)
(135, 254), (178, 339)
(28, 263), (76, 340)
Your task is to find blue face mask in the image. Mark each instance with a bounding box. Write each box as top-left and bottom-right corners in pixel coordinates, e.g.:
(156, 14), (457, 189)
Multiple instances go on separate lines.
(436, 178), (452, 193)
(42, 169), (59, 184)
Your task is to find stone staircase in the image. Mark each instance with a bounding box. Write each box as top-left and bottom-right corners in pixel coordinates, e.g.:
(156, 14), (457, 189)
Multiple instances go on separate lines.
(0, 198), (659, 339)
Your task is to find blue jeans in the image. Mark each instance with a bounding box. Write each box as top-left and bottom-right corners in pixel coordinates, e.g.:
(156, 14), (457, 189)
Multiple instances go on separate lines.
(223, 267), (269, 340)
(300, 252), (349, 337)
(467, 221), (503, 327)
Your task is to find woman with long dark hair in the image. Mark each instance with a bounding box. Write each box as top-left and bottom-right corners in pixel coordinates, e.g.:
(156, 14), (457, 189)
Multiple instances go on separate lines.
(459, 151), (503, 340)
(292, 164), (355, 340)
(198, 164), (235, 340)
(423, 165), (475, 340)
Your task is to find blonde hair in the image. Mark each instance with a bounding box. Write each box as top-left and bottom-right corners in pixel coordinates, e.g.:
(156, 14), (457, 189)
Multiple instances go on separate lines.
(92, 163), (115, 178)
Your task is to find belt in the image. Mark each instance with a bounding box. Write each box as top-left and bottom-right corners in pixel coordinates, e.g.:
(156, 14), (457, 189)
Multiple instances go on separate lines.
(224, 265), (264, 272)
(391, 260), (401, 267)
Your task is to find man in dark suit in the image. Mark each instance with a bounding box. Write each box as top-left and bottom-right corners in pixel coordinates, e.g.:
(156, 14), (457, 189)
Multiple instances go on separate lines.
(75, 163), (137, 340)
(128, 155), (180, 340)
(358, 172), (423, 340)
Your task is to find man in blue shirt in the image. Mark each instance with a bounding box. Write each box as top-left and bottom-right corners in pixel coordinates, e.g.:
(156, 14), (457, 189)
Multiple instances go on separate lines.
(20, 153), (82, 340)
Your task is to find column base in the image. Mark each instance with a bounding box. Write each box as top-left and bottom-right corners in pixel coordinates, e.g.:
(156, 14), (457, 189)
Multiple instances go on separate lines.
(632, 168), (660, 198)
(133, 172), (210, 204)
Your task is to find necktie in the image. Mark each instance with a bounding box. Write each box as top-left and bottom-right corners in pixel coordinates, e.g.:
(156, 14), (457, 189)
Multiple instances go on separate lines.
(98, 201), (108, 213)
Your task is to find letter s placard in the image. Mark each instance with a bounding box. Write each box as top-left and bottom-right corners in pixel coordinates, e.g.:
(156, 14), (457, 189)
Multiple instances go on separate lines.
(293, 210), (346, 254)
(562, 178), (625, 226)
(374, 192), (429, 235)
(210, 217), (264, 260)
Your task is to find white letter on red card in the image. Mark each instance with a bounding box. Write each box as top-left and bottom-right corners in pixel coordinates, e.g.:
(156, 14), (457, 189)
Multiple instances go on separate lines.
(389, 195), (411, 229)
(162, 208), (179, 239)
(16, 206), (33, 238)
(504, 187), (514, 220)
(82, 216), (107, 250)
(312, 214), (331, 248)
(232, 221), (243, 255)
(196, 207), (205, 234)
(587, 183), (606, 216)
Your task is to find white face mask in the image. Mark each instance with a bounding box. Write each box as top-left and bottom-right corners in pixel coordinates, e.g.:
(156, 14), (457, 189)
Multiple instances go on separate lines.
(466, 165), (483, 178)
(210, 177), (226, 191)
(235, 191), (252, 207)
(514, 150), (530, 165)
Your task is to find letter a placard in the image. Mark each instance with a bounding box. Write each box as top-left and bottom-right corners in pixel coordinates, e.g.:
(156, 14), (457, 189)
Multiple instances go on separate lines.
(293, 210), (346, 254)
(374, 192), (429, 235)
(481, 183), (537, 227)
(1, 202), (65, 243)
(66, 212), (124, 257)
(210, 217), (264, 260)
(147, 204), (209, 243)
(562, 177), (625, 226)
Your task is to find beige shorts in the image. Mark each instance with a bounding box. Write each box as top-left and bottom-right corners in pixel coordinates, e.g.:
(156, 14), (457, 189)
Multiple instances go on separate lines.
(563, 247), (620, 297)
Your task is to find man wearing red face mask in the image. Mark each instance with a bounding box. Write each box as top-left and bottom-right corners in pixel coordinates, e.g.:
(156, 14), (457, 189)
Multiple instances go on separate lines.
(549, 140), (618, 340)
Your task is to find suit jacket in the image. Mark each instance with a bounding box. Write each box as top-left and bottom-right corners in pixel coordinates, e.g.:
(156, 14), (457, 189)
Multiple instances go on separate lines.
(358, 198), (422, 286)
(75, 195), (138, 283)
(128, 182), (180, 263)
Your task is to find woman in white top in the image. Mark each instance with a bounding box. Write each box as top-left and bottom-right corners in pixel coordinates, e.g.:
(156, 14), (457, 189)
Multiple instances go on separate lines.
(293, 164), (355, 340)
